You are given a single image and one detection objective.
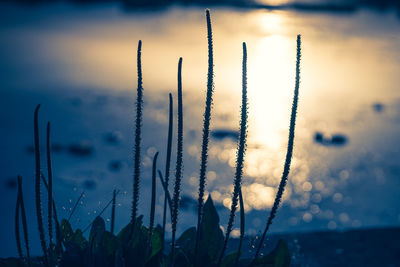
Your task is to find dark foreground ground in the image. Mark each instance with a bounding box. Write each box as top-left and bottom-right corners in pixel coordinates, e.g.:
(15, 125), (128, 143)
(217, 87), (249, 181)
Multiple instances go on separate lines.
(1, 227), (399, 266)
(231, 226), (400, 266)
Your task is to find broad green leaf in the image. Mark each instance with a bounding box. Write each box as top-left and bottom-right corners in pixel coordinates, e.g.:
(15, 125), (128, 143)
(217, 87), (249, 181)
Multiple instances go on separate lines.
(116, 215), (150, 267)
(89, 216), (105, 251)
(101, 231), (119, 256)
(271, 239), (290, 267)
(59, 219), (74, 243)
(89, 216), (106, 265)
(148, 225), (163, 260)
(198, 196), (224, 263)
(117, 215), (144, 247)
(72, 229), (88, 251)
(255, 239), (290, 267)
(176, 227), (196, 249)
(221, 251), (239, 267)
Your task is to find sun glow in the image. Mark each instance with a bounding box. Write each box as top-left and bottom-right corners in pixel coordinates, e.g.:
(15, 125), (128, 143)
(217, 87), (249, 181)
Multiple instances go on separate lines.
(248, 35), (294, 151)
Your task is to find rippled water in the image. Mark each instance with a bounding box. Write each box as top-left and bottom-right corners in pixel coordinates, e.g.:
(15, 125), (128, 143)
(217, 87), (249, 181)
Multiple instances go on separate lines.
(1, 2), (400, 257)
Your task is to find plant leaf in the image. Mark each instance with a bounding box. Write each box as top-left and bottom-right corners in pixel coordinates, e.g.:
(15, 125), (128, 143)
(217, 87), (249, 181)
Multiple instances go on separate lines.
(221, 251), (239, 267)
(72, 229), (88, 251)
(60, 219), (74, 244)
(198, 196), (224, 264)
(254, 239), (290, 267)
(148, 225), (163, 260)
(101, 231), (119, 257)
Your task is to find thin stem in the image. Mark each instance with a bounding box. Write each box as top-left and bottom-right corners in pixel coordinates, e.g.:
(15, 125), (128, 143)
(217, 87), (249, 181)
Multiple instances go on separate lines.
(67, 191), (85, 222)
(218, 42), (248, 266)
(34, 104), (48, 266)
(251, 34), (301, 264)
(46, 122), (53, 247)
(149, 151), (159, 237)
(234, 188), (245, 267)
(18, 176), (31, 265)
(132, 39), (144, 223)
(15, 179), (23, 259)
(162, 93), (173, 250)
(158, 170), (173, 219)
(171, 57), (183, 262)
(111, 189), (116, 234)
(195, 9), (215, 262)
(40, 173), (62, 255)
(83, 190), (120, 233)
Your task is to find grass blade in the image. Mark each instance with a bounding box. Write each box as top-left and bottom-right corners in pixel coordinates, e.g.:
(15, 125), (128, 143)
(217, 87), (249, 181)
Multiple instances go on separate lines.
(162, 93), (173, 250)
(15, 178), (23, 260)
(158, 170), (173, 219)
(111, 189), (117, 234)
(132, 39), (144, 223)
(234, 188), (245, 267)
(171, 57), (183, 261)
(252, 34), (301, 264)
(218, 42), (248, 266)
(195, 9), (215, 261)
(149, 151), (159, 237)
(46, 122), (53, 247)
(67, 191), (85, 222)
(34, 104), (48, 266)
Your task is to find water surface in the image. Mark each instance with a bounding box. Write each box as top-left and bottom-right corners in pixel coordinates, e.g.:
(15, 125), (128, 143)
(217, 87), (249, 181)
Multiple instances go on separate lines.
(1, 2), (400, 257)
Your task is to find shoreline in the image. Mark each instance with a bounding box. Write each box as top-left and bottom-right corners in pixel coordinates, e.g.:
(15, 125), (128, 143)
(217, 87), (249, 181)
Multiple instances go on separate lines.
(2, 226), (399, 266)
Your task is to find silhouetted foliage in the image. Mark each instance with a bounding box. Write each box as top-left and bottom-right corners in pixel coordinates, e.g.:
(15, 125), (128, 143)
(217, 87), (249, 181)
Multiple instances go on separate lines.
(171, 57), (184, 262)
(132, 40), (144, 223)
(9, 9), (301, 267)
(251, 34), (301, 265)
(218, 41), (248, 266)
(195, 9), (215, 264)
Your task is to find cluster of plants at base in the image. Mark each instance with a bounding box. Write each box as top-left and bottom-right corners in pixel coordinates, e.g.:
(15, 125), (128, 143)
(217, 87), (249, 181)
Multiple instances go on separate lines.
(7, 9), (302, 267)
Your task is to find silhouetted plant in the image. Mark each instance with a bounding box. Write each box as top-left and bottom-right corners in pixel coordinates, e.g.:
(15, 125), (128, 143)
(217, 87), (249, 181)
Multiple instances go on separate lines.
(158, 170), (173, 219)
(111, 189), (117, 234)
(9, 9), (301, 267)
(171, 57), (184, 262)
(162, 93), (173, 249)
(34, 104), (49, 267)
(132, 39), (144, 223)
(195, 9), (215, 263)
(40, 172), (62, 255)
(83, 190), (120, 233)
(67, 191), (85, 222)
(46, 122), (54, 250)
(235, 188), (245, 267)
(218, 41), (249, 266)
(15, 176), (23, 260)
(251, 34), (302, 265)
(150, 151), (159, 237)
(14, 176), (35, 265)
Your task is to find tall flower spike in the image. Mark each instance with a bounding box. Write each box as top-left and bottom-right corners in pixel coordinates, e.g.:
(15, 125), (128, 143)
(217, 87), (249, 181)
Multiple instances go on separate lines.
(195, 9), (215, 262)
(149, 151), (159, 237)
(34, 105), (48, 266)
(162, 93), (173, 249)
(218, 42), (248, 266)
(111, 189), (116, 234)
(252, 34), (301, 264)
(170, 57), (183, 262)
(132, 40), (144, 223)
(46, 122), (53, 247)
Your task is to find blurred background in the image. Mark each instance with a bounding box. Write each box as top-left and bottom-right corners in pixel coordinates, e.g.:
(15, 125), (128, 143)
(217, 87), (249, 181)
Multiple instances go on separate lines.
(1, 0), (400, 260)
